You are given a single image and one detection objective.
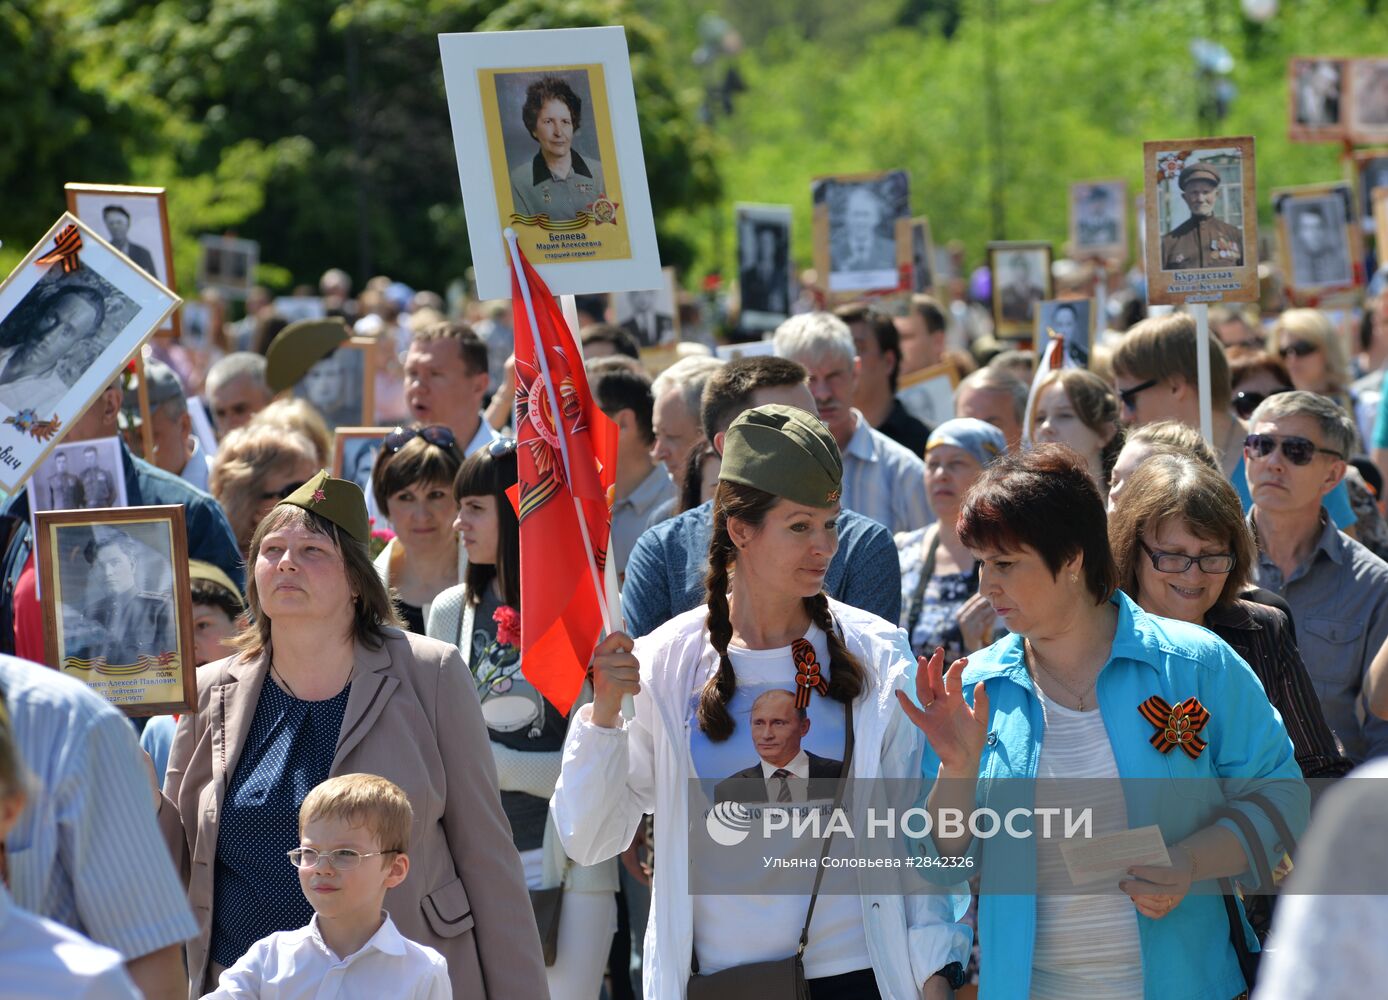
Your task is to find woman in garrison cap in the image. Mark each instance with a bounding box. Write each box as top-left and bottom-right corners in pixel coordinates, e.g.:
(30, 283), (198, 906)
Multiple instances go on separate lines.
(163, 471), (545, 999)
(554, 404), (969, 1000)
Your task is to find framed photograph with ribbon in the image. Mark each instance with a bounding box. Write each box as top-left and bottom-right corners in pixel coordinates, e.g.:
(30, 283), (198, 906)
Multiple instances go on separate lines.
(0, 213), (179, 495)
(440, 26), (661, 300)
(1272, 182), (1362, 302)
(35, 504), (196, 716)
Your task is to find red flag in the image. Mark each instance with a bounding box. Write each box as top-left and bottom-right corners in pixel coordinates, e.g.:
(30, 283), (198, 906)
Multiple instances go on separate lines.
(509, 247), (619, 714)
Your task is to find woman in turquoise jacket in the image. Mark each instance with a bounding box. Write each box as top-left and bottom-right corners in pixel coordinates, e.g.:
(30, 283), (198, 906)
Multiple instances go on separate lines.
(899, 446), (1308, 1000)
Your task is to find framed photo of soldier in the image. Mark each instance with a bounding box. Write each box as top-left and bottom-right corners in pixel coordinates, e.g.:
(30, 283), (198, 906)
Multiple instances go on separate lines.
(196, 235), (259, 300)
(1354, 150), (1388, 231)
(1036, 299), (1095, 369)
(1273, 182), (1361, 300)
(332, 427), (393, 499)
(36, 505), (196, 716)
(291, 336), (376, 431)
(812, 169), (910, 295)
(612, 267), (680, 348)
(905, 216), (934, 294)
(1287, 58), (1347, 142)
(736, 203), (793, 332)
(30, 435), (128, 516)
(1347, 58), (1388, 145)
(65, 183), (179, 339)
(441, 26), (662, 300)
(0, 213), (179, 495)
(987, 241), (1053, 340)
(1069, 180), (1128, 261)
(1143, 135), (1259, 306)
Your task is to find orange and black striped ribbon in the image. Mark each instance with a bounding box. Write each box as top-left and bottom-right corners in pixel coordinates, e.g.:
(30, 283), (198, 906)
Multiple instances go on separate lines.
(791, 637), (829, 709)
(35, 225), (83, 273)
(1139, 695), (1210, 760)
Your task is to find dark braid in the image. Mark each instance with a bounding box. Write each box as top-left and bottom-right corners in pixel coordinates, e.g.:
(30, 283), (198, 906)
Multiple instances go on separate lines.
(698, 501), (739, 741)
(804, 592), (866, 706)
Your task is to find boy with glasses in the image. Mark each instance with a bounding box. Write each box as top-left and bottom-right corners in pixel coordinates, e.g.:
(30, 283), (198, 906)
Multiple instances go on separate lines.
(1245, 391), (1388, 761)
(205, 773), (450, 998)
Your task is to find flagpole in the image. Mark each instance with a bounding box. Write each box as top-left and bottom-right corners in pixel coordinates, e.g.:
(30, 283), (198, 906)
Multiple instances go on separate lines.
(504, 228), (613, 634)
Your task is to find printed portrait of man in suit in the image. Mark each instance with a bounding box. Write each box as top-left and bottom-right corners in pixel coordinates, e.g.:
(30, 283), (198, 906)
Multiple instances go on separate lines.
(714, 689), (843, 804)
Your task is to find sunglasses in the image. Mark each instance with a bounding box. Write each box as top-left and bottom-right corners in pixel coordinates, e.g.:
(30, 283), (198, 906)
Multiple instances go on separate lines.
(1232, 387), (1292, 420)
(259, 481), (303, 502)
(1243, 432), (1345, 466)
(487, 436), (518, 458)
(1278, 341), (1319, 360)
(1139, 538), (1235, 575)
(1117, 378), (1160, 412)
(383, 424), (458, 456)
(287, 847), (399, 871)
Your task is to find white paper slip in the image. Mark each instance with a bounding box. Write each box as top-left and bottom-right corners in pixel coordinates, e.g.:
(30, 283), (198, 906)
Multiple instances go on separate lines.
(1058, 823), (1172, 887)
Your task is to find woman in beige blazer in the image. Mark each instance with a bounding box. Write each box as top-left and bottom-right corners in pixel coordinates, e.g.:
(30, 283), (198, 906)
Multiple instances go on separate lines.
(164, 470), (546, 999)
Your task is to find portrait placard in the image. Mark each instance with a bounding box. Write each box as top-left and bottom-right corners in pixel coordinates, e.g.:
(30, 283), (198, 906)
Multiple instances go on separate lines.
(1069, 180), (1128, 261)
(273, 296), (326, 323)
(1273, 182), (1362, 299)
(180, 299), (224, 351)
(612, 267), (680, 348)
(36, 505), (196, 716)
(440, 26), (661, 300)
(196, 235), (259, 300)
(0, 213), (179, 495)
(897, 361), (958, 429)
(1288, 58), (1348, 143)
(987, 241), (1053, 340)
(714, 339), (776, 362)
(736, 203), (793, 332)
(65, 184), (179, 339)
(905, 217), (934, 293)
(291, 336), (376, 431)
(1347, 58), (1388, 145)
(1143, 136), (1258, 305)
(28, 434), (129, 599)
(1354, 149), (1388, 231)
(332, 426), (393, 499)
(1036, 299), (1095, 369)
(812, 170), (910, 295)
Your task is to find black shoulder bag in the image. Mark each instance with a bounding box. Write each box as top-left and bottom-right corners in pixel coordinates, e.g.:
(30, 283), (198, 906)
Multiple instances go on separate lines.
(1215, 790), (1300, 991)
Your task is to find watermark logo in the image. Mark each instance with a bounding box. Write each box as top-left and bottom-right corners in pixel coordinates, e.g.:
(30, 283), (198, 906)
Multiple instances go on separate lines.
(705, 800), (755, 846)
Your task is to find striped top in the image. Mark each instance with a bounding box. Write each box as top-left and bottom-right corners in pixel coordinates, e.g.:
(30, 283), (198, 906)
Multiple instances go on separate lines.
(0, 655), (197, 959)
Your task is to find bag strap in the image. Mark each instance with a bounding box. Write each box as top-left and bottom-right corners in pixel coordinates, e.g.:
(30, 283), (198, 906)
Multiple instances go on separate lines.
(797, 695), (855, 955)
(904, 526), (941, 638)
(1241, 790), (1299, 860)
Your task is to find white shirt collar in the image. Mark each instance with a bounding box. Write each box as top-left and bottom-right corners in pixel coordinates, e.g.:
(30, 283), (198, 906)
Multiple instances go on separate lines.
(462, 413), (500, 458)
(308, 911), (407, 963)
(759, 748), (810, 781)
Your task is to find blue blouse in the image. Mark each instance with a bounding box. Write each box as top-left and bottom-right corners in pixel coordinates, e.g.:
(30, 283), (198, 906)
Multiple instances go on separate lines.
(210, 676), (350, 968)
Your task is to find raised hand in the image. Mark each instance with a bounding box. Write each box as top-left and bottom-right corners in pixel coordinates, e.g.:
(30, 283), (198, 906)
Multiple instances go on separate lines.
(895, 647), (990, 776)
(589, 631), (639, 728)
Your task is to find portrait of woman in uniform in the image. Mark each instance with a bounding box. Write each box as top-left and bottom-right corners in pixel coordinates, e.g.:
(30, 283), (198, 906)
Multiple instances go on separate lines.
(497, 71), (610, 226)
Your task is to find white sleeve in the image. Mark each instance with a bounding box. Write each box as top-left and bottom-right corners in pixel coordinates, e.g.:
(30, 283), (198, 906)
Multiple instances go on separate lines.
(421, 954), (453, 1000)
(199, 939), (268, 998)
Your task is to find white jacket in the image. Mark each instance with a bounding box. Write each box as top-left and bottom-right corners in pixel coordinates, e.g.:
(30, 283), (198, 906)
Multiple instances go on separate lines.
(551, 599), (971, 999)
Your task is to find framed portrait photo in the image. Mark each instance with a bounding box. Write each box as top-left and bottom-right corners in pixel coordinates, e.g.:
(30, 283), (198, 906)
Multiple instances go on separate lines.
(1353, 149), (1388, 232)
(1273, 182), (1362, 300)
(273, 296), (327, 323)
(0, 213), (179, 495)
(988, 241), (1053, 340)
(1143, 135), (1259, 305)
(1036, 299), (1095, 369)
(197, 235), (259, 300)
(180, 298), (224, 352)
(1347, 58), (1388, 145)
(36, 505), (196, 716)
(736, 203), (793, 332)
(897, 361), (958, 429)
(812, 170), (911, 295)
(612, 267), (680, 348)
(332, 426), (393, 499)
(440, 26), (662, 300)
(65, 183), (179, 338)
(1287, 58), (1348, 142)
(291, 336), (376, 432)
(1069, 180), (1128, 261)
(905, 216), (935, 294)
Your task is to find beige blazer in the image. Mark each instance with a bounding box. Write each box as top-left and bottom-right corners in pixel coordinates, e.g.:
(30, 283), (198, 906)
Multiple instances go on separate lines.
(163, 627), (548, 1000)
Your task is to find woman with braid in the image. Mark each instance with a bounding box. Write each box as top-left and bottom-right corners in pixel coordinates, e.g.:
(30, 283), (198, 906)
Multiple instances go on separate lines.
(553, 404), (969, 1000)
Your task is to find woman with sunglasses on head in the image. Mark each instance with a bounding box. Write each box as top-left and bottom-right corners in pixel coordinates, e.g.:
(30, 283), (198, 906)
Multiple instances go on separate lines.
(1269, 309), (1363, 450)
(209, 424), (322, 557)
(426, 439), (618, 1000)
(555, 405), (970, 1000)
(371, 424), (465, 633)
(1230, 352), (1293, 422)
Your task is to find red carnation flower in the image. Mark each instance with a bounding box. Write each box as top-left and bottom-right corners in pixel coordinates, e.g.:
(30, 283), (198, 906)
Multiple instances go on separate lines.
(493, 605), (521, 647)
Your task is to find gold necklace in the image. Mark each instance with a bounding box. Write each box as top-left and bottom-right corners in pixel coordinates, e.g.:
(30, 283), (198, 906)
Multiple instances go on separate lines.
(1025, 639), (1096, 711)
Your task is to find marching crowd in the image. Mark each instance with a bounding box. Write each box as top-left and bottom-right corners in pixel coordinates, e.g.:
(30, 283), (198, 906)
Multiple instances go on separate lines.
(4, 259), (1388, 1000)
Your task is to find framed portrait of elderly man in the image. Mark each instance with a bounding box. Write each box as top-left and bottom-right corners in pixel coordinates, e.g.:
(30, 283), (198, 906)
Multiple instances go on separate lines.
(612, 267), (680, 348)
(1273, 182), (1362, 300)
(441, 27), (662, 300)
(1287, 58), (1348, 142)
(1348, 58), (1388, 145)
(0, 213), (179, 495)
(36, 505), (196, 715)
(987, 241), (1053, 340)
(812, 169), (911, 295)
(1143, 136), (1259, 306)
(291, 336), (376, 432)
(1069, 180), (1128, 261)
(736, 203), (793, 332)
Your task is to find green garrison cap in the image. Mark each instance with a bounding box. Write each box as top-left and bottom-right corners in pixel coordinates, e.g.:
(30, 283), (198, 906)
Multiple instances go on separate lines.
(188, 559), (246, 608)
(278, 469), (370, 544)
(719, 404), (843, 508)
(265, 318), (350, 393)
(1178, 164), (1221, 190)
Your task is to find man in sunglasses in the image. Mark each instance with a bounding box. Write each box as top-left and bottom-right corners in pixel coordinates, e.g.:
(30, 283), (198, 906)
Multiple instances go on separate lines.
(1245, 390), (1388, 761)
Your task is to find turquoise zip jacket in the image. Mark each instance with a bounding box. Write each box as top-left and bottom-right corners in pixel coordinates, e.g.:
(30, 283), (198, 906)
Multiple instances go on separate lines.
(913, 592), (1309, 1000)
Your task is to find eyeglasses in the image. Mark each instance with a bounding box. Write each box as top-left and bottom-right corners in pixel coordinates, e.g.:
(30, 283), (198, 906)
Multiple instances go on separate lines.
(1138, 538), (1235, 575)
(383, 424), (458, 456)
(260, 481), (303, 502)
(1278, 341), (1319, 360)
(1117, 378), (1160, 412)
(287, 847), (399, 871)
(1243, 432), (1345, 465)
(1232, 387), (1292, 420)
(487, 437), (518, 458)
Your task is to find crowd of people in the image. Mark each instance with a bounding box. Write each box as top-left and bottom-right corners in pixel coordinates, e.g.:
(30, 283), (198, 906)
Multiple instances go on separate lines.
(3, 254), (1388, 1000)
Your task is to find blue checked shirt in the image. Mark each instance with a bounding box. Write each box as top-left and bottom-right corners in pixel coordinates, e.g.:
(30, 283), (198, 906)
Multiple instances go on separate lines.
(840, 410), (933, 535)
(1, 656), (197, 959)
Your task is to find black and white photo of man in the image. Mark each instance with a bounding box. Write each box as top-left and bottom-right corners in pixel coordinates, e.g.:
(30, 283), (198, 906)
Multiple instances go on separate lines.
(1294, 60), (1342, 127)
(1074, 185), (1122, 249)
(616, 288), (673, 348)
(1289, 199), (1351, 287)
(740, 221), (790, 318)
(69, 527), (175, 667)
(100, 204), (157, 276)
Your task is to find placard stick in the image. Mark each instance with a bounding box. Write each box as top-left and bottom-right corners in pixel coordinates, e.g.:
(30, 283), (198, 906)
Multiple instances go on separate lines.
(135, 351), (154, 460)
(1192, 302), (1213, 445)
(560, 294), (581, 339)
